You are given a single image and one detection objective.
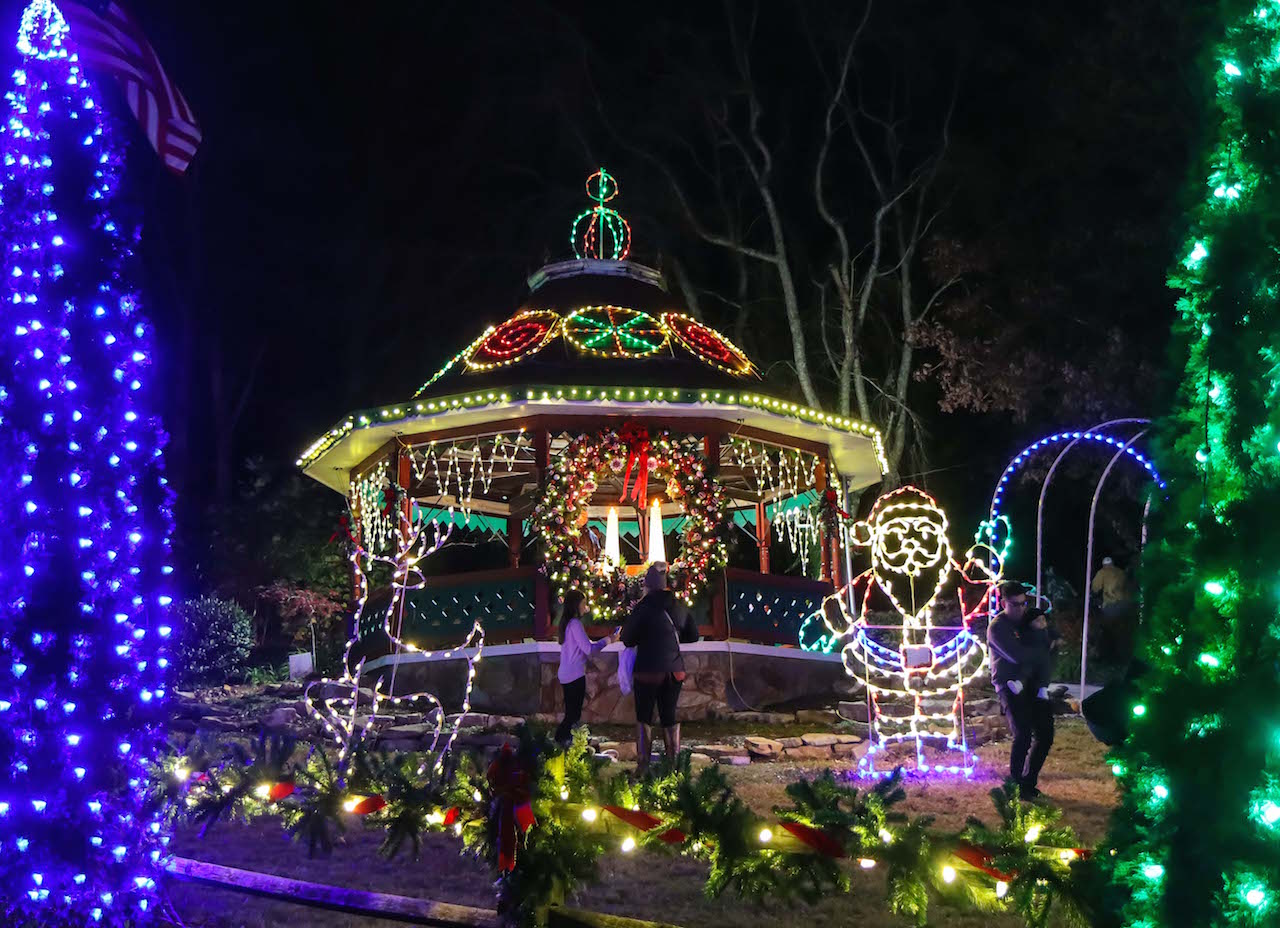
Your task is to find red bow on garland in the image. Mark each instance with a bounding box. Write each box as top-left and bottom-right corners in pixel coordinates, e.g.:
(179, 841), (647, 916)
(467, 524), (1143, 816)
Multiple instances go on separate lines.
(618, 422), (652, 510)
(602, 805), (686, 845)
(779, 821), (847, 858)
(486, 745), (536, 872)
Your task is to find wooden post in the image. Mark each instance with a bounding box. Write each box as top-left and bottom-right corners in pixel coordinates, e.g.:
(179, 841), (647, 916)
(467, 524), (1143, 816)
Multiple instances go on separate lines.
(347, 493), (361, 642)
(532, 428), (552, 639)
(754, 500), (771, 574)
(708, 574), (728, 641)
(534, 570), (551, 640)
(815, 460), (832, 581)
(533, 428), (550, 483)
(397, 447), (413, 532)
(169, 857), (502, 928)
(702, 433), (721, 478)
(506, 512), (523, 568)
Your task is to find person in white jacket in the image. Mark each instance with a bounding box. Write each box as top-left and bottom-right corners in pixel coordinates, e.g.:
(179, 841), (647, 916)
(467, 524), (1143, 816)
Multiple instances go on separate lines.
(556, 589), (619, 744)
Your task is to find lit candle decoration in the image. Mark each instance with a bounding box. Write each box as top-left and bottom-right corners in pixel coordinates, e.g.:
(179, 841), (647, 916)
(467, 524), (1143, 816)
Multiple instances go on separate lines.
(646, 498), (666, 564)
(604, 507), (621, 573)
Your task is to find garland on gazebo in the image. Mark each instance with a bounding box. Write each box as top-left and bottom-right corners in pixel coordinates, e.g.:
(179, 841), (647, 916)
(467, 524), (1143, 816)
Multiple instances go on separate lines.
(161, 726), (1098, 928)
(529, 426), (727, 617)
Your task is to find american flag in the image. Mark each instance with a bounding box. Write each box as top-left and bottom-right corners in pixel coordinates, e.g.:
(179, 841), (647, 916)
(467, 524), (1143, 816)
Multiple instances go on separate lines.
(60, 0), (202, 175)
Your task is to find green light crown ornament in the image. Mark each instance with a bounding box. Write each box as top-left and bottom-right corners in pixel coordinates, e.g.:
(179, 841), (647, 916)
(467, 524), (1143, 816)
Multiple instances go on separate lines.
(571, 168), (631, 261)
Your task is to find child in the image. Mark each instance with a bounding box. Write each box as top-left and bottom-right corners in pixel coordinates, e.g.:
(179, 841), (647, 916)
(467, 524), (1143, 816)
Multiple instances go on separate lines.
(556, 590), (620, 744)
(1019, 608), (1059, 700)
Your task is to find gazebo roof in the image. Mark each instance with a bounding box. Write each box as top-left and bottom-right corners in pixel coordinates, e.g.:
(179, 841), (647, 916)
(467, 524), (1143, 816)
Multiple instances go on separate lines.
(412, 258), (757, 399)
(298, 171), (889, 494)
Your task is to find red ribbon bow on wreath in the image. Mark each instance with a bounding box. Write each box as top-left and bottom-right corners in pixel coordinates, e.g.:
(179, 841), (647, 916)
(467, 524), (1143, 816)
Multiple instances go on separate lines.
(618, 422), (652, 510)
(818, 488), (850, 523)
(486, 745), (536, 872)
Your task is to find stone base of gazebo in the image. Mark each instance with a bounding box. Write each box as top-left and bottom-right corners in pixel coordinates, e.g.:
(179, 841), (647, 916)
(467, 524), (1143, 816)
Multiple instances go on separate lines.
(360, 641), (847, 724)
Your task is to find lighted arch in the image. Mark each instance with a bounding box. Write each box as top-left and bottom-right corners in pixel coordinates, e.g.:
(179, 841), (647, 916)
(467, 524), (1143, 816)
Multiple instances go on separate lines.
(987, 420), (1167, 702)
(988, 425), (1166, 523)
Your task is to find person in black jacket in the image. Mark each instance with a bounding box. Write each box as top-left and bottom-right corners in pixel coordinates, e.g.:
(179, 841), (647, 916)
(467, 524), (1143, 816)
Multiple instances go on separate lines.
(621, 562), (698, 775)
(987, 581), (1055, 797)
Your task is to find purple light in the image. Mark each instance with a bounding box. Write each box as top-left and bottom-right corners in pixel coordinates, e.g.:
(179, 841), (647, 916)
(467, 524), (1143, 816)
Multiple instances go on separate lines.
(0, 2), (175, 920)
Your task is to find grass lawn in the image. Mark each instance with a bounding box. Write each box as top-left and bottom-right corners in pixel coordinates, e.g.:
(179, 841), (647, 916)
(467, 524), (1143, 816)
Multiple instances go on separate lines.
(169, 718), (1114, 928)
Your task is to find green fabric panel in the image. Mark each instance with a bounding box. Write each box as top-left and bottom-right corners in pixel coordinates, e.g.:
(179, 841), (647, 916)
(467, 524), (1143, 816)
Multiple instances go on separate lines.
(414, 507), (508, 535)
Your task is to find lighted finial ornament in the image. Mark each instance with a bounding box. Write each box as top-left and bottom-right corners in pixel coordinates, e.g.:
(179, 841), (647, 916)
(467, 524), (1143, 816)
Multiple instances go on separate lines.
(803, 487), (1002, 777)
(571, 168), (631, 261)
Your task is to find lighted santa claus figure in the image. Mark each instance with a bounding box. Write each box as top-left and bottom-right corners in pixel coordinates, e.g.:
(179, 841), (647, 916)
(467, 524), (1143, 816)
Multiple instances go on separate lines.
(807, 486), (1003, 777)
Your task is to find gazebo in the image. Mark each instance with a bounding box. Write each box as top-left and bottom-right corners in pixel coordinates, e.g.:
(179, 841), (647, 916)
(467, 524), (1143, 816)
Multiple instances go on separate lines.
(298, 172), (887, 720)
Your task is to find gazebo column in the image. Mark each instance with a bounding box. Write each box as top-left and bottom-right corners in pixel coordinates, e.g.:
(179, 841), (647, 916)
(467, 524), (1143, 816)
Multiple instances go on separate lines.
(703, 433), (720, 478)
(396, 446), (412, 531)
(755, 500), (771, 573)
(506, 512), (523, 567)
(533, 428), (553, 639)
(816, 460), (833, 582)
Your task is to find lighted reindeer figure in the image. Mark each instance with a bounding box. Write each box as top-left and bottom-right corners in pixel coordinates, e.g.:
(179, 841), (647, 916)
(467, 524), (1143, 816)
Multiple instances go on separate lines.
(813, 487), (1002, 777)
(306, 488), (484, 781)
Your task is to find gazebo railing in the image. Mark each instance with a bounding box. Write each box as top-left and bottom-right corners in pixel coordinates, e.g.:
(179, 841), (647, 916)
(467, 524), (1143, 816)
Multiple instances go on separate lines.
(721, 567), (835, 646)
(354, 566), (833, 653)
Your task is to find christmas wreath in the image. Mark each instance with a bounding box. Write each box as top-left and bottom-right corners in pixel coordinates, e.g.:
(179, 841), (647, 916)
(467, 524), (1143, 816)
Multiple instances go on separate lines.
(529, 426), (727, 615)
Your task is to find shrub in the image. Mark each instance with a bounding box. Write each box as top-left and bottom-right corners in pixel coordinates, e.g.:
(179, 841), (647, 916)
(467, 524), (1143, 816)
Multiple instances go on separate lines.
(176, 596), (255, 685)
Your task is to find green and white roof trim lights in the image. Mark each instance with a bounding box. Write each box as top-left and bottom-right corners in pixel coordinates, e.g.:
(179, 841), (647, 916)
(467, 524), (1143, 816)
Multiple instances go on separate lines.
(297, 384), (887, 493)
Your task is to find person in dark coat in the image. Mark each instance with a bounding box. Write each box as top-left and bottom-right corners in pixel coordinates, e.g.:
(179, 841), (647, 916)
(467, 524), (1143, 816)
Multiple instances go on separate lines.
(620, 562), (698, 775)
(987, 581), (1055, 797)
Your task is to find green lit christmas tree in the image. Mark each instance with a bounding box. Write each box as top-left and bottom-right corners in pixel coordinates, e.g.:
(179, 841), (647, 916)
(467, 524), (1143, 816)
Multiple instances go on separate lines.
(1105, 2), (1280, 924)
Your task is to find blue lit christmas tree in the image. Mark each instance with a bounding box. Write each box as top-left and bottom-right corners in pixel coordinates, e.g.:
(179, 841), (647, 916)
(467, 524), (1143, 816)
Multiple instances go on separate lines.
(0, 2), (174, 924)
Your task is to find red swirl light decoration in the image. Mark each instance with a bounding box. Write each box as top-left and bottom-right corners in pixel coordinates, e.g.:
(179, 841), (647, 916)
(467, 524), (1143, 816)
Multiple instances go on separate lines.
(465, 309), (560, 371)
(661, 312), (754, 375)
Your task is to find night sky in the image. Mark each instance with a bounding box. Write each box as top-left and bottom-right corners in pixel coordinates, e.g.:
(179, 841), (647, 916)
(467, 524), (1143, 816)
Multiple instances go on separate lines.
(95, 0), (1204, 578)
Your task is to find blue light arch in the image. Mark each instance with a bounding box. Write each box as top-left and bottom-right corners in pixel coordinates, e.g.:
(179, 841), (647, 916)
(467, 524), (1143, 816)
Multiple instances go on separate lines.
(989, 427), (1167, 523)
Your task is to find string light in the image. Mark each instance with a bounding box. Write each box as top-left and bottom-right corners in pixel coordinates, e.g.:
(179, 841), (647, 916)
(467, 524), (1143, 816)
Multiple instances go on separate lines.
(571, 168), (631, 261)
(809, 487), (1001, 777)
(726, 437), (826, 570)
(463, 310), (560, 372)
(298, 385), (886, 474)
(562, 306), (669, 358)
(530, 428), (727, 615)
(409, 431), (528, 524)
(988, 428), (1166, 524)
(661, 311), (755, 375)
(305, 495), (484, 774)
(0, 3), (174, 921)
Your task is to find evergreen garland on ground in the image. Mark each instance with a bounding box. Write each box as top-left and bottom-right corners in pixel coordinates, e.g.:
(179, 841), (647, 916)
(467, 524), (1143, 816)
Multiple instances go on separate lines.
(165, 724), (1091, 927)
(1100, 2), (1280, 925)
